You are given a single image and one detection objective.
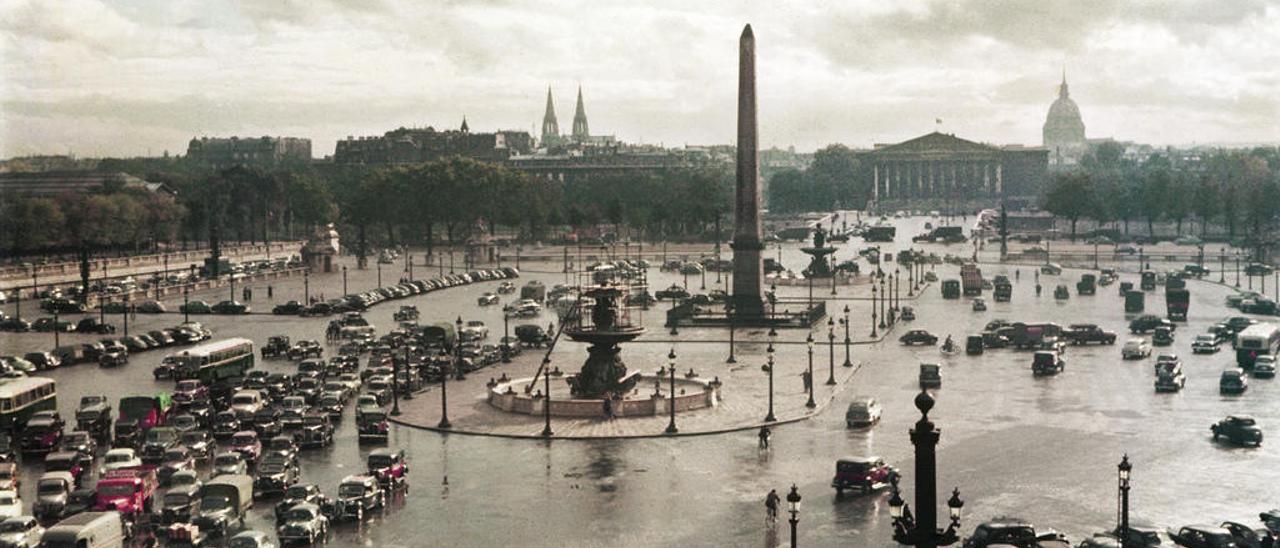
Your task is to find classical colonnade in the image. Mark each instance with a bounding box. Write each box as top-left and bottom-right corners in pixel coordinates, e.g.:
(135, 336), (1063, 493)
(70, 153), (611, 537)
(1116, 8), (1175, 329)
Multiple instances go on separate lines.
(872, 158), (1003, 201)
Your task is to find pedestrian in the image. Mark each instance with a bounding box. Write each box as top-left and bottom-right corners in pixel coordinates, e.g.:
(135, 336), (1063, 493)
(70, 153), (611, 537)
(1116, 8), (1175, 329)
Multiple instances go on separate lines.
(801, 370), (812, 391)
(602, 397), (613, 420)
(758, 425), (771, 449)
(242, 287), (249, 301)
(765, 489), (780, 522)
(1035, 283), (1042, 297)
(267, 285), (273, 299)
(1016, 269), (1020, 281)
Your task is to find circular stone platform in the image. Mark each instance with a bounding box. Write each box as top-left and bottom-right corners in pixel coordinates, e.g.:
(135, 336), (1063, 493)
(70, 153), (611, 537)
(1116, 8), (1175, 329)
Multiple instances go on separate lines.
(487, 374), (720, 418)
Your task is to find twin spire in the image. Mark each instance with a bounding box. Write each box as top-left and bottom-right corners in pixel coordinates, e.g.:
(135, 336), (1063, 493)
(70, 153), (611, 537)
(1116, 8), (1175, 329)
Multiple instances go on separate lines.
(541, 85), (590, 146)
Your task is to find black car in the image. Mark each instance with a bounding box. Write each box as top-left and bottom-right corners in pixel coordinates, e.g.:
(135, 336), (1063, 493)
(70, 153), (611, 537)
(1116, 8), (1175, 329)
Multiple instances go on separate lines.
(272, 301), (304, 315)
(212, 300), (250, 314)
(262, 335), (291, 358)
(141, 427), (180, 464)
(23, 352), (61, 370)
(181, 430), (217, 461)
(1129, 315), (1174, 334)
(274, 483), (331, 524)
(1211, 415), (1263, 447)
(899, 330), (938, 346)
(252, 409), (284, 439)
(75, 318), (115, 334)
(254, 458), (298, 498)
(21, 417), (63, 454)
(962, 519), (1039, 548)
(75, 397), (113, 442)
(296, 413), (334, 448)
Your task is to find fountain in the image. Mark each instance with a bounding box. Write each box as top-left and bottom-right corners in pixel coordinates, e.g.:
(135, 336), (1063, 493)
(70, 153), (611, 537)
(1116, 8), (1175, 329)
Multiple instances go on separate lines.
(800, 223), (837, 278)
(563, 283), (644, 398)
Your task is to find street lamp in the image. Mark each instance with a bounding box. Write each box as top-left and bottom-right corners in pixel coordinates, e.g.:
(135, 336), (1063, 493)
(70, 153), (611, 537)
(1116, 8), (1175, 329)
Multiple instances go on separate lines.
(391, 346), (404, 416)
(805, 334), (816, 408)
(786, 484), (802, 548)
(342, 265), (348, 295)
(666, 349), (679, 434)
(769, 283), (778, 318)
(879, 277), (887, 329)
(377, 260), (382, 288)
(437, 346), (452, 429)
(841, 305), (852, 368)
(826, 318), (836, 387)
(540, 357), (553, 438)
(726, 301), (737, 364)
(303, 269), (310, 304)
(52, 309), (60, 349)
(870, 283), (879, 338)
(700, 254), (706, 290)
(1118, 455), (1132, 544)
(502, 313), (511, 363)
(888, 391), (965, 548)
(183, 285), (190, 323)
(764, 327), (777, 423)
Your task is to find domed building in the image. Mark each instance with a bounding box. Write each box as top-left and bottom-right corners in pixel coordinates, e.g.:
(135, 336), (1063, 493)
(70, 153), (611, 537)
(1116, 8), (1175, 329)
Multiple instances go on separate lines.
(1042, 72), (1087, 167)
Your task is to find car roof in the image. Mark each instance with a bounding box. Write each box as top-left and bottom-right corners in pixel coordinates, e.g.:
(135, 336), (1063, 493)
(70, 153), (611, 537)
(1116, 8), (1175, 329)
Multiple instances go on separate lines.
(837, 456), (881, 464)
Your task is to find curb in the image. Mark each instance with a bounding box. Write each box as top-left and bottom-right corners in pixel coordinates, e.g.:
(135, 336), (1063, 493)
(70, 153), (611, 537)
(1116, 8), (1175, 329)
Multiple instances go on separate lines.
(389, 361), (866, 441)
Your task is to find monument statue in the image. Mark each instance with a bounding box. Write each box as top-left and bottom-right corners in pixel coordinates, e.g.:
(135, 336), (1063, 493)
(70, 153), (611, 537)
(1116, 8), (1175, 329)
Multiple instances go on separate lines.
(729, 24), (766, 319)
(801, 222), (837, 278)
(565, 284), (643, 399)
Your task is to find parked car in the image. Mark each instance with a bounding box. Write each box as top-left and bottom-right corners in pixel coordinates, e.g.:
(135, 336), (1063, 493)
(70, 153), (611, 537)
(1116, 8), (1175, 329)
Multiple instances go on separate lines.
(180, 301), (213, 315)
(0, 515), (44, 548)
(1168, 525), (1241, 548)
(212, 301), (250, 315)
(213, 452), (248, 477)
(274, 484), (330, 525)
(1152, 326), (1175, 346)
(334, 475), (384, 521)
(1211, 415), (1263, 447)
(276, 502), (329, 544)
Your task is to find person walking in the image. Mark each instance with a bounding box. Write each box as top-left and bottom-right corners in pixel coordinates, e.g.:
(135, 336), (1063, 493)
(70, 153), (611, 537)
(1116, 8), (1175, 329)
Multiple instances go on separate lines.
(765, 489), (780, 522)
(602, 397), (613, 420)
(758, 426), (771, 449)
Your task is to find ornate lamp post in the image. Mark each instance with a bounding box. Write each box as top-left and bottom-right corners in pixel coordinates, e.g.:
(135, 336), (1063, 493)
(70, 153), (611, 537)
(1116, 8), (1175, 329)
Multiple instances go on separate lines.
(342, 265), (348, 295)
(908, 260), (916, 296)
(1117, 455), (1132, 544)
(377, 260), (382, 288)
(870, 283), (879, 338)
(888, 391), (965, 548)
(303, 269), (310, 304)
(1219, 251), (1226, 283)
(805, 334), (816, 408)
(52, 309), (60, 349)
(726, 301), (737, 364)
(502, 312), (511, 363)
(700, 254), (707, 290)
(826, 318), (836, 386)
(122, 294), (130, 337)
(1235, 253), (1241, 287)
(841, 305), (852, 369)
(540, 357), (553, 438)
(183, 285), (190, 324)
(787, 485), (802, 548)
(391, 346), (403, 416)
(666, 349), (679, 434)
(770, 283), (778, 318)
(879, 277), (887, 329)
(764, 327), (777, 423)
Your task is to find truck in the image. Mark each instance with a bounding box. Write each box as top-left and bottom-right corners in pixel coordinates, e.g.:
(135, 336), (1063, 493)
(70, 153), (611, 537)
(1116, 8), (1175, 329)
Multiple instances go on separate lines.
(76, 396), (113, 443)
(862, 225), (896, 242)
(520, 281), (546, 303)
(941, 280), (961, 299)
(114, 394), (173, 449)
(1166, 288), (1190, 321)
(41, 512), (128, 548)
(195, 475), (253, 537)
(93, 466), (158, 519)
(960, 264), (983, 296)
(993, 281), (1012, 302)
(1076, 274), (1097, 296)
(999, 322), (1063, 350)
(1125, 290), (1145, 313)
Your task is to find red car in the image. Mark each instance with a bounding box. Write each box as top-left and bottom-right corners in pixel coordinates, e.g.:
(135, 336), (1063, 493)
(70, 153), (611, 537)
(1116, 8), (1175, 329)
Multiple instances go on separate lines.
(172, 380), (208, 406)
(228, 431), (262, 464)
(831, 456), (896, 495)
(367, 448), (409, 488)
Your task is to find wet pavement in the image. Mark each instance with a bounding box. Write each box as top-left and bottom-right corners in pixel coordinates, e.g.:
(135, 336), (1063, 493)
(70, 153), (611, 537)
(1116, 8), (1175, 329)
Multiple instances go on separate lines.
(1, 215), (1277, 547)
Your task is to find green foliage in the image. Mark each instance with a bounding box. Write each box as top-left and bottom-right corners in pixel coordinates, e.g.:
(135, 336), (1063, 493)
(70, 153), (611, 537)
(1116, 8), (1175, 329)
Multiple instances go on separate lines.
(766, 144), (866, 212)
(1041, 172), (1096, 240)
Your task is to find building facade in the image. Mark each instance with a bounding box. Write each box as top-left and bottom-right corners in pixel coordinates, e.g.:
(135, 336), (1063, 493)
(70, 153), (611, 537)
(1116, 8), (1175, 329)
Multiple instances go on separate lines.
(864, 132), (1047, 207)
(507, 144), (721, 182)
(1043, 73), (1088, 167)
(186, 136), (312, 168)
(333, 124), (534, 165)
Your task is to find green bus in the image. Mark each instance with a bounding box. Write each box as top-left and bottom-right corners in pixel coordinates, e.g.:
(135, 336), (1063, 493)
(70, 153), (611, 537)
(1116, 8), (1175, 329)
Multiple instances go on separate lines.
(163, 338), (255, 383)
(0, 376), (57, 431)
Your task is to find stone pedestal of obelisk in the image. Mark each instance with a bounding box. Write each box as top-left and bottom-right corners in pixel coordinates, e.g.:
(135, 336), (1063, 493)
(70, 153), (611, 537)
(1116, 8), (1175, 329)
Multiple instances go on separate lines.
(730, 24), (766, 319)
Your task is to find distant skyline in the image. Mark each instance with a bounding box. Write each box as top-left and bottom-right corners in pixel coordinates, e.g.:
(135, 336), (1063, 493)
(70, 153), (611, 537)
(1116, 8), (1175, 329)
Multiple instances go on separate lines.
(2, 1), (1278, 158)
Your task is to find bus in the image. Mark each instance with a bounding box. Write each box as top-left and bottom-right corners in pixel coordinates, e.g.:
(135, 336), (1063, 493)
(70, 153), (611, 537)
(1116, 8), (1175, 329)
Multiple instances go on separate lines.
(1236, 323), (1280, 369)
(162, 338), (255, 383)
(0, 377), (57, 431)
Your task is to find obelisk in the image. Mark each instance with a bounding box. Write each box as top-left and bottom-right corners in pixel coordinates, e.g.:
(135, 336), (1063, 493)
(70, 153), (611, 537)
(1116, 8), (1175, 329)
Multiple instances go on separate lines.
(730, 24), (766, 319)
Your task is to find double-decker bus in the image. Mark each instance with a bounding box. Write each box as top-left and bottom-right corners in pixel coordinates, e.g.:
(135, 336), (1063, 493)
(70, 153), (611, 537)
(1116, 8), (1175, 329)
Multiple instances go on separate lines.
(163, 338), (255, 383)
(0, 377), (57, 431)
(1236, 323), (1280, 369)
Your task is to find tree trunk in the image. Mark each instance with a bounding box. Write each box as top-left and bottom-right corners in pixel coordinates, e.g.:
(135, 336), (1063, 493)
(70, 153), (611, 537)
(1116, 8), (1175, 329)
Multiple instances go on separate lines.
(1069, 218), (1078, 241)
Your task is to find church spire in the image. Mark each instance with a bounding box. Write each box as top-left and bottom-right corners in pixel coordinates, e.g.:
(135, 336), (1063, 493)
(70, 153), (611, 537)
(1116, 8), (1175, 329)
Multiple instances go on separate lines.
(1059, 66), (1069, 99)
(571, 85), (590, 141)
(460, 115), (469, 133)
(541, 86), (559, 147)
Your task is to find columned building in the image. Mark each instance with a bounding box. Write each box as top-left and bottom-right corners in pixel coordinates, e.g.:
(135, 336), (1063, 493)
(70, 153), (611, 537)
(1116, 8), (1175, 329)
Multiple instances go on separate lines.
(864, 132), (1047, 207)
(1043, 72), (1087, 167)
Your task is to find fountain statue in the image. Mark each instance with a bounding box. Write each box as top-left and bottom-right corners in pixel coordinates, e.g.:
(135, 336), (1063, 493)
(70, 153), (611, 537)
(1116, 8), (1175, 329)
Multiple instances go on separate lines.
(801, 223), (837, 278)
(564, 283), (645, 398)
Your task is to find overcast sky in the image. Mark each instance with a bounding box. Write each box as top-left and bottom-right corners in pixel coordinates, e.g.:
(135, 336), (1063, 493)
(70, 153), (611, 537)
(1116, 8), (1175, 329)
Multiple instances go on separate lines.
(2, 0), (1277, 159)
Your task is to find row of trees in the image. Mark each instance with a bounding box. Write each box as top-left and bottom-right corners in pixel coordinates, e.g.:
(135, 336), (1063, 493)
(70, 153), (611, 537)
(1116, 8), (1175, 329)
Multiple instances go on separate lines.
(0, 191), (185, 255)
(3, 156), (736, 263)
(1042, 145), (1280, 243)
(766, 145), (868, 213)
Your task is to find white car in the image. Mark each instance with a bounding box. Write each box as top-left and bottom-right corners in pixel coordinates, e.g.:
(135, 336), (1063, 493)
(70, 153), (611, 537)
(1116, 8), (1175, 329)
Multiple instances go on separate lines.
(0, 491), (21, 518)
(1122, 338), (1151, 360)
(100, 448), (142, 475)
(1254, 356), (1277, 378)
(0, 515), (44, 548)
(1191, 334), (1221, 354)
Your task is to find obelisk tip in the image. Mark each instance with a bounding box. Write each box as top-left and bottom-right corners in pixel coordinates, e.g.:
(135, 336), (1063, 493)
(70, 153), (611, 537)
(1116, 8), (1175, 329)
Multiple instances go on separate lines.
(741, 24), (753, 40)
